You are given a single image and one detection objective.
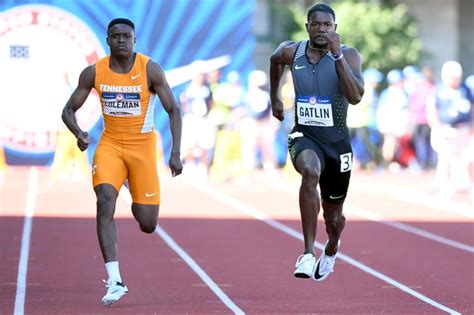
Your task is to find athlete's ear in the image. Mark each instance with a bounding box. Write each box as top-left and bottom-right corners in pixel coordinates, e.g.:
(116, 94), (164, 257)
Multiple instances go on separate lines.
(334, 23), (338, 31)
(106, 36), (110, 46)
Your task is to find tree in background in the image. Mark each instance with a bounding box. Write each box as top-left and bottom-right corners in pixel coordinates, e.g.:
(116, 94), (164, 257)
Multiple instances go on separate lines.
(273, 0), (422, 76)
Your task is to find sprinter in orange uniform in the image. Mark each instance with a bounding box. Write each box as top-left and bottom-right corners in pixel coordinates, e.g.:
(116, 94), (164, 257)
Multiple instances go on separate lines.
(61, 18), (182, 306)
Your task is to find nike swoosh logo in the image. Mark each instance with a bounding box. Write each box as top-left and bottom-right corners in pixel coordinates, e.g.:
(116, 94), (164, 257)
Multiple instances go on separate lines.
(131, 74), (141, 80)
(294, 64), (306, 70)
(329, 194), (345, 200)
(314, 260), (323, 279)
(145, 192), (159, 197)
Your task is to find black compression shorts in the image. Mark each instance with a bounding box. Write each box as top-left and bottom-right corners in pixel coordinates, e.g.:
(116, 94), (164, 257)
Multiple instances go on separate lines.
(288, 131), (353, 204)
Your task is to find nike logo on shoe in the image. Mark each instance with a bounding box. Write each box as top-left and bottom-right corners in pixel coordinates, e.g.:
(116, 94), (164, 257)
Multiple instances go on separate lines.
(102, 280), (128, 306)
(314, 260), (323, 280)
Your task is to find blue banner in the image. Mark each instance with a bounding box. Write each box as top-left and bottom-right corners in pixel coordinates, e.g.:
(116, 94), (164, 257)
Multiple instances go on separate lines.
(0, 0), (255, 165)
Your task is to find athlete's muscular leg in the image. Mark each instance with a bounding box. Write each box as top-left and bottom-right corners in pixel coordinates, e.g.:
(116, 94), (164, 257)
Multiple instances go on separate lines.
(131, 204), (159, 234)
(295, 149), (322, 255)
(321, 201), (345, 256)
(95, 184), (119, 263)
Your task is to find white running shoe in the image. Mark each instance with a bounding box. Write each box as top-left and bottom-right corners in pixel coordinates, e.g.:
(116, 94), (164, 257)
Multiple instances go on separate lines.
(313, 240), (341, 282)
(294, 253), (316, 278)
(101, 279), (128, 306)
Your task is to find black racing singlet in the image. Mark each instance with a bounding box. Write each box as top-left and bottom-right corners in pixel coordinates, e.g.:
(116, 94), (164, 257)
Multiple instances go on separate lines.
(291, 40), (349, 143)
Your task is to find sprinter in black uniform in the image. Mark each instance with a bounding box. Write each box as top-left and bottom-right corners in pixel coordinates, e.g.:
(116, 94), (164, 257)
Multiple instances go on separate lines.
(269, 3), (364, 282)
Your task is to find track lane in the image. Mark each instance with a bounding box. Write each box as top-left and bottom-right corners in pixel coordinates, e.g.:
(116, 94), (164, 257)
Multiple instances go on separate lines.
(160, 181), (462, 312)
(0, 167), (31, 315)
(2, 167), (472, 314)
(19, 169), (235, 314)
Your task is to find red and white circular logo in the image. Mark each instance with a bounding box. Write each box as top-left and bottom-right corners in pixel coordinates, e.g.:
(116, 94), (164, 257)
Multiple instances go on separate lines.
(0, 4), (105, 153)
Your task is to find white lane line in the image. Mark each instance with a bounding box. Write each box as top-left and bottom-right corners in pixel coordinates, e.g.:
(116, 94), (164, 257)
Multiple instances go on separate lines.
(392, 190), (474, 219)
(351, 185), (474, 219)
(156, 227), (245, 315)
(272, 182), (473, 254)
(347, 206), (474, 253)
(119, 187), (244, 315)
(193, 184), (461, 315)
(14, 167), (39, 315)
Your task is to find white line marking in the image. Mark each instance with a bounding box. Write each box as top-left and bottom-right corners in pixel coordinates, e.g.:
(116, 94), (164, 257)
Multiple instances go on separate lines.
(156, 227), (245, 315)
(118, 186), (244, 315)
(347, 206), (474, 253)
(271, 182), (473, 254)
(392, 190), (474, 219)
(351, 185), (474, 219)
(14, 167), (39, 315)
(193, 184), (461, 315)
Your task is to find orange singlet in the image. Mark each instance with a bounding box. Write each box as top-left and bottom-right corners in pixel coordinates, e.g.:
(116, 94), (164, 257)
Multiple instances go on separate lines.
(92, 53), (160, 204)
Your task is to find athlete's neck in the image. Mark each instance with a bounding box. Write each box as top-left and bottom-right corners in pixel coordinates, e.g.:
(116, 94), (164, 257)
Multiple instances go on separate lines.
(308, 41), (329, 52)
(110, 52), (136, 74)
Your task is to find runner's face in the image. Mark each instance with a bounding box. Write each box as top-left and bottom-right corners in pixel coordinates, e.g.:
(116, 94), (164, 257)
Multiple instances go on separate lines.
(107, 24), (135, 57)
(306, 11), (336, 47)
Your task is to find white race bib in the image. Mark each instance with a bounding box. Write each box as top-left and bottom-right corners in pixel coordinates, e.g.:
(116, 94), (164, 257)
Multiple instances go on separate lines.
(102, 92), (142, 116)
(296, 95), (333, 126)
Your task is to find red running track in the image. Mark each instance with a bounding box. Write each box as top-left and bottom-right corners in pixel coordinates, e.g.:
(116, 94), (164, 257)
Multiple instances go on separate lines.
(0, 166), (472, 314)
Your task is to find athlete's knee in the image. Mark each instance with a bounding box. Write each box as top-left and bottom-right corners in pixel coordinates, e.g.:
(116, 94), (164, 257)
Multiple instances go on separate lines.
(95, 185), (118, 215)
(139, 221), (157, 234)
(324, 212), (346, 231)
(96, 195), (116, 220)
(300, 166), (319, 186)
(132, 204), (159, 234)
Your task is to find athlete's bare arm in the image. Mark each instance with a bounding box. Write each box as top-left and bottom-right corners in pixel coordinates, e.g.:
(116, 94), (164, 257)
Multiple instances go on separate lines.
(61, 65), (95, 151)
(335, 47), (364, 105)
(322, 30), (364, 105)
(269, 41), (297, 121)
(147, 60), (183, 177)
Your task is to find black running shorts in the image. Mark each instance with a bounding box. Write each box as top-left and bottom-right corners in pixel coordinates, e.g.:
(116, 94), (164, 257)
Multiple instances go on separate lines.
(288, 131), (353, 204)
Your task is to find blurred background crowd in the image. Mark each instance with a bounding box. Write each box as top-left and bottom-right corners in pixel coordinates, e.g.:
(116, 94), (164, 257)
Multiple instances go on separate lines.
(169, 60), (474, 205)
(0, 0), (472, 204)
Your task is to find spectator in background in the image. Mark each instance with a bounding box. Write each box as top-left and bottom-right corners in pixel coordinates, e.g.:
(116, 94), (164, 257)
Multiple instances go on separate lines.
(376, 69), (411, 171)
(180, 71), (215, 179)
(466, 74), (474, 205)
(208, 71), (244, 131)
(0, 144), (6, 183)
(403, 65), (421, 97)
(466, 75), (474, 203)
(278, 70), (296, 169)
(428, 61), (473, 199)
(241, 70), (277, 174)
(208, 71), (247, 182)
(347, 68), (383, 170)
(408, 66), (437, 170)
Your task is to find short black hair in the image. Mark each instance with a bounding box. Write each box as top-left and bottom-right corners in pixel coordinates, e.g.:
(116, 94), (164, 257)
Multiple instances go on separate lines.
(307, 3), (335, 21)
(107, 18), (135, 31)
